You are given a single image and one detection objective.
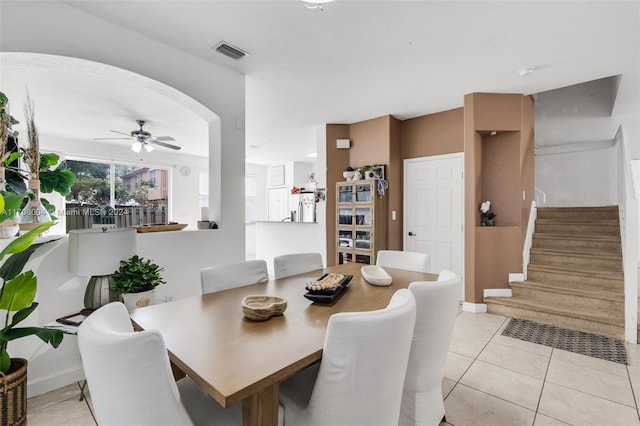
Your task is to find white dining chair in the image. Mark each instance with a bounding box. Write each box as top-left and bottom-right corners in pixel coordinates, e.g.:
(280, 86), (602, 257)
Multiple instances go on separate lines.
(273, 252), (324, 279)
(279, 289), (417, 426)
(200, 259), (268, 295)
(376, 249), (431, 273)
(77, 302), (241, 426)
(399, 270), (462, 426)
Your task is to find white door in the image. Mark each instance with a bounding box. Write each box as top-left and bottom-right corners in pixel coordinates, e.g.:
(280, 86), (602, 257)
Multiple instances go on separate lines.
(268, 187), (289, 221)
(404, 154), (464, 298)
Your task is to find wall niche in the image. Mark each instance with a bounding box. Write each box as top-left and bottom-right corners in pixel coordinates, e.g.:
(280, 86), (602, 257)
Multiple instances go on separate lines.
(479, 130), (521, 227)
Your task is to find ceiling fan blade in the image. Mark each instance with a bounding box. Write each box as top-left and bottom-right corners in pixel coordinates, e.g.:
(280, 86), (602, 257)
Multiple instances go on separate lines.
(109, 130), (132, 136)
(152, 136), (176, 142)
(93, 137), (133, 140)
(149, 139), (181, 150)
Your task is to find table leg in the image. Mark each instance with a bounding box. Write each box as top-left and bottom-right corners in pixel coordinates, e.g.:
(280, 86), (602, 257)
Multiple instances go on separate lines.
(242, 383), (279, 426)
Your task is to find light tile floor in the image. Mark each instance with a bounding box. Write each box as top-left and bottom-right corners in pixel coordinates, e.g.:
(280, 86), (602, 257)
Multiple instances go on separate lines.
(26, 311), (640, 426)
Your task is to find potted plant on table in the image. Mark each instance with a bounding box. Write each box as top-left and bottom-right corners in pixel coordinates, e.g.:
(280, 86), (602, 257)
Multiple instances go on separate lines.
(0, 193), (62, 425)
(111, 255), (166, 311)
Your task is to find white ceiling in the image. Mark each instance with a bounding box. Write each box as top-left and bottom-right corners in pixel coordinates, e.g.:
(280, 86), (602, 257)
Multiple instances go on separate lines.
(1, 1), (638, 164)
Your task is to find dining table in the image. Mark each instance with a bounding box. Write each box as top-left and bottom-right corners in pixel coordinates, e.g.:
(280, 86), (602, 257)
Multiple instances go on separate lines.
(130, 262), (438, 426)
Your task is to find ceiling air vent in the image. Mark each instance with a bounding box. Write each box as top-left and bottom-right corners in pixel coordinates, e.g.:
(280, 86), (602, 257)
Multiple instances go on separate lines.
(213, 41), (249, 60)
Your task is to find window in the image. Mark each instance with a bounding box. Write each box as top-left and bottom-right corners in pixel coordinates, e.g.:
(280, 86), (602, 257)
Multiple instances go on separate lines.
(245, 174), (257, 224)
(198, 170), (209, 210)
(61, 158), (170, 232)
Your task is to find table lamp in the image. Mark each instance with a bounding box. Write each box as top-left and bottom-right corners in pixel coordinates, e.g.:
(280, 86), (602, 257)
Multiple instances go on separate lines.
(68, 227), (137, 310)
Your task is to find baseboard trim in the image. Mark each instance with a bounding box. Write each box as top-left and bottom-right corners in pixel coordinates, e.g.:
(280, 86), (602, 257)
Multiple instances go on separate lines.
(463, 302), (487, 313)
(28, 366), (85, 398)
(509, 273), (524, 282)
(484, 288), (513, 298)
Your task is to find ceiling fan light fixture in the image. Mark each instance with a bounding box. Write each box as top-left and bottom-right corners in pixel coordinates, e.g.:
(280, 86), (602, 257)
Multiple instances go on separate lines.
(144, 143), (154, 153)
(302, 0), (334, 10)
(518, 66), (535, 77)
(131, 141), (143, 153)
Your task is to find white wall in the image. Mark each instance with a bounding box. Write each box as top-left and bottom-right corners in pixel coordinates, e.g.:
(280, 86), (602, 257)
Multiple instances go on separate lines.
(535, 146), (617, 207)
(1, 0), (247, 395)
(255, 222), (326, 277)
(246, 163), (268, 258)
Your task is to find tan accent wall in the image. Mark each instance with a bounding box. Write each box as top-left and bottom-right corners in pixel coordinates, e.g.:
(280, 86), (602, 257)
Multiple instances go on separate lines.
(472, 93), (523, 131)
(463, 94), (480, 303)
(402, 108), (464, 159)
(475, 227), (522, 295)
(349, 116), (390, 168)
(388, 116), (403, 250)
(464, 93), (535, 303)
(481, 131), (521, 227)
(326, 124), (351, 266)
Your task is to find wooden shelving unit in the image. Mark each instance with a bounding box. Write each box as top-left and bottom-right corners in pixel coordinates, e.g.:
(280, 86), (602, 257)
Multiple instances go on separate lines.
(335, 179), (387, 265)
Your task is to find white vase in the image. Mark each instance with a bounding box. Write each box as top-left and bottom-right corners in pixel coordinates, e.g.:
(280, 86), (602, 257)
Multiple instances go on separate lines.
(0, 215), (19, 239)
(122, 289), (156, 312)
(18, 179), (52, 233)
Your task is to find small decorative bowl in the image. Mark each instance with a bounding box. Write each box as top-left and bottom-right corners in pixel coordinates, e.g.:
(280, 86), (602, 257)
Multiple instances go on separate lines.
(343, 171), (355, 180)
(241, 295), (287, 321)
(361, 265), (392, 286)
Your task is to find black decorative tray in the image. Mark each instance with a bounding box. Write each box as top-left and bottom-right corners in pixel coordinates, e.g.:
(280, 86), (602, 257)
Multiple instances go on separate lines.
(304, 274), (353, 303)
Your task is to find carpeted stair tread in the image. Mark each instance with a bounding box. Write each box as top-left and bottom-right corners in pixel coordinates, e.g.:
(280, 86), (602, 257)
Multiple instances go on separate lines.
(536, 218), (618, 224)
(533, 233), (620, 242)
(530, 248), (622, 261)
(534, 221), (619, 236)
(511, 280), (624, 301)
(537, 206), (619, 221)
(484, 296), (623, 326)
(527, 263), (624, 279)
(532, 234), (622, 254)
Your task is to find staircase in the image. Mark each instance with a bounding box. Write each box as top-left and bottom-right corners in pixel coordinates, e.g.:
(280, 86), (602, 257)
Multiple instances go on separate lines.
(485, 206), (626, 340)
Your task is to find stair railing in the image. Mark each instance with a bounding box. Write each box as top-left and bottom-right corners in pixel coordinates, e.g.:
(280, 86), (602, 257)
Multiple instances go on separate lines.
(614, 125), (638, 344)
(522, 200), (537, 281)
(534, 188), (546, 206)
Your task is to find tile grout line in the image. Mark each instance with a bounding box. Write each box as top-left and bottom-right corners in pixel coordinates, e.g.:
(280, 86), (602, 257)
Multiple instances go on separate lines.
(452, 382), (538, 416)
(532, 347), (554, 425)
(624, 365), (640, 422)
(442, 315), (509, 419)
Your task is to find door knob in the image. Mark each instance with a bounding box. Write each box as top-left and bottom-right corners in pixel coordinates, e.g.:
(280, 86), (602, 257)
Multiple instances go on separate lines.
(408, 232), (417, 236)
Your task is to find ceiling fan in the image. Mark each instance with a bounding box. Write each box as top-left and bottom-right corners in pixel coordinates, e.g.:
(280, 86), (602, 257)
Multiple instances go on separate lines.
(94, 119), (181, 152)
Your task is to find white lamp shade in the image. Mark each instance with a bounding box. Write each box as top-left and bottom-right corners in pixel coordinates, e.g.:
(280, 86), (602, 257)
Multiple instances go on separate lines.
(68, 228), (137, 276)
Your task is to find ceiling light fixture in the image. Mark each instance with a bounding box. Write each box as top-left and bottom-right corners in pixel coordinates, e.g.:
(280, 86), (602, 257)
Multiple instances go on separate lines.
(302, 0), (334, 10)
(518, 67), (535, 77)
(131, 140), (155, 153)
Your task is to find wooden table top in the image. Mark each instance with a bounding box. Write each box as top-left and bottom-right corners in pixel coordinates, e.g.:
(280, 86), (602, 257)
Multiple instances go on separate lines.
(130, 262), (437, 408)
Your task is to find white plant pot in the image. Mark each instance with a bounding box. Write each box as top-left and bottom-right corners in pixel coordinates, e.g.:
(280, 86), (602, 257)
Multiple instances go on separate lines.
(122, 289), (155, 312)
(0, 218), (19, 239)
